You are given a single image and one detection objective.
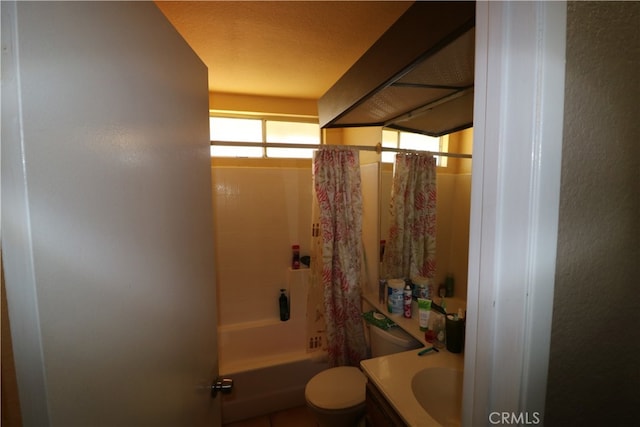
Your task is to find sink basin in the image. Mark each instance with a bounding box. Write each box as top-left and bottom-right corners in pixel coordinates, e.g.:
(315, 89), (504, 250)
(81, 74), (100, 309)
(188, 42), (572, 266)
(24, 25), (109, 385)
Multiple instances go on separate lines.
(411, 367), (463, 427)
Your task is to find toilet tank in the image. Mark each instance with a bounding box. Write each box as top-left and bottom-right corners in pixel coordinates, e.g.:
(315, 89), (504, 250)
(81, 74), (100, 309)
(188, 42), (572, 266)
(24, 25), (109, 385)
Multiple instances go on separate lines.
(369, 325), (422, 357)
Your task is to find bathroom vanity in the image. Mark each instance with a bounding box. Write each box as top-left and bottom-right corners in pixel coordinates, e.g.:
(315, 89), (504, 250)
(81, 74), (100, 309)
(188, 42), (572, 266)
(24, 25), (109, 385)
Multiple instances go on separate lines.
(366, 379), (407, 427)
(361, 293), (465, 426)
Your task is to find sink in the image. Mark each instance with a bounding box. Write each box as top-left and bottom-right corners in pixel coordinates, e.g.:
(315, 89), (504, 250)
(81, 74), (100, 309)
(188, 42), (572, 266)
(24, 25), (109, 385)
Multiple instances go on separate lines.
(411, 367), (463, 427)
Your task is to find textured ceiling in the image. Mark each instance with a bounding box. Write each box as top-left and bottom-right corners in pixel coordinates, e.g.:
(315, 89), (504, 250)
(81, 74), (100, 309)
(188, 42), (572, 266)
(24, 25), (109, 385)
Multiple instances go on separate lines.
(155, 1), (413, 99)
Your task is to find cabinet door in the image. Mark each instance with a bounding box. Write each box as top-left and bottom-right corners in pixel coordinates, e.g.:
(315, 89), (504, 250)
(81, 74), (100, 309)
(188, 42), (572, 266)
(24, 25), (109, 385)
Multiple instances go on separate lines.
(365, 382), (408, 427)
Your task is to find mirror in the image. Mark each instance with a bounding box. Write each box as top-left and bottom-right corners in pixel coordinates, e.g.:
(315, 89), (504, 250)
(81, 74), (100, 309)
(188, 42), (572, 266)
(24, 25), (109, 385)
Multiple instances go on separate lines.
(378, 130), (473, 302)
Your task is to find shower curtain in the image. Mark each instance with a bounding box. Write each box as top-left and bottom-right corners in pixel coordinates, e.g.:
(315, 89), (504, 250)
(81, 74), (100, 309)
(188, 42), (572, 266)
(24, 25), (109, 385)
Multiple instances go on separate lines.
(382, 153), (437, 280)
(308, 146), (367, 367)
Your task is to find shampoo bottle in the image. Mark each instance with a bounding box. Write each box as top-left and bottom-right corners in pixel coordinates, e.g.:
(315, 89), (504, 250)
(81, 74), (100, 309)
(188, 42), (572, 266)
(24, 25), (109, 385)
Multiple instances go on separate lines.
(279, 289), (290, 321)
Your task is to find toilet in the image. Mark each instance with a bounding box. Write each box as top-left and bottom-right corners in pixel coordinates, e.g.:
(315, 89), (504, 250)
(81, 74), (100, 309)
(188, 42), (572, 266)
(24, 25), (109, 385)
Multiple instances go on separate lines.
(305, 323), (422, 427)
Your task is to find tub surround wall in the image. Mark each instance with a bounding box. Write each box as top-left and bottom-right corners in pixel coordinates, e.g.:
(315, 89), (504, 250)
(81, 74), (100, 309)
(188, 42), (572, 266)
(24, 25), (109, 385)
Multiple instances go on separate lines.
(212, 167), (312, 326)
(218, 269), (316, 374)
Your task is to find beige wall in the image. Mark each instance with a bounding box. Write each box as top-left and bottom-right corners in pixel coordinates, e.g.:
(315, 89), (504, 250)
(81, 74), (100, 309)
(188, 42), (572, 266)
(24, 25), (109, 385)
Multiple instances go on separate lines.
(342, 126), (382, 164)
(209, 91), (317, 118)
(546, 2), (640, 425)
(447, 128), (473, 174)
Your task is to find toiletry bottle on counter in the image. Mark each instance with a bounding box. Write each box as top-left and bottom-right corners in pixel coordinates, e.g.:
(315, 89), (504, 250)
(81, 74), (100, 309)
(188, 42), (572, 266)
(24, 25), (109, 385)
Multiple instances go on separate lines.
(291, 245), (300, 269)
(387, 279), (404, 315)
(412, 276), (432, 300)
(429, 309), (446, 349)
(378, 279), (387, 305)
(418, 298), (432, 331)
(403, 284), (412, 318)
(279, 289), (290, 321)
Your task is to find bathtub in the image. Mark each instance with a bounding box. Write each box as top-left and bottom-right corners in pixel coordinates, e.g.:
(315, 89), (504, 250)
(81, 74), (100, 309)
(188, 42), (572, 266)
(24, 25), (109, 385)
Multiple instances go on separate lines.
(218, 269), (329, 424)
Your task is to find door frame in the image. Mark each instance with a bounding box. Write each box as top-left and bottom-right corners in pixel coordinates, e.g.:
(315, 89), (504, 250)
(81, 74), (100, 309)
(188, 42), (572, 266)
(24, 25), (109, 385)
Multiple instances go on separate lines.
(3, 1), (568, 425)
(464, 1), (566, 425)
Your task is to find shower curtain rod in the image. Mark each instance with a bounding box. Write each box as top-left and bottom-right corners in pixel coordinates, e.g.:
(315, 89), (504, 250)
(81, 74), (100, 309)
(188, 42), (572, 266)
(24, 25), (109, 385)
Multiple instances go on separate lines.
(211, 140), (473, 159)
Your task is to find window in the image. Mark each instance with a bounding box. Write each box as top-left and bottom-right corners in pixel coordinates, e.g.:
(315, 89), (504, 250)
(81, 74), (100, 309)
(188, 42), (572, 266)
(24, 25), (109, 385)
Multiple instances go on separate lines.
(381, 129), (449, 167)
(210, 117), (263, 158)
(210, 116), (320, 159)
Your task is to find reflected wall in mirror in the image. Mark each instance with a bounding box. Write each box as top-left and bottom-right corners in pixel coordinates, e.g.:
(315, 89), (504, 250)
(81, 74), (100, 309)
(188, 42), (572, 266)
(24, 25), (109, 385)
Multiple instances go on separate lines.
(379, 128), (472, 301)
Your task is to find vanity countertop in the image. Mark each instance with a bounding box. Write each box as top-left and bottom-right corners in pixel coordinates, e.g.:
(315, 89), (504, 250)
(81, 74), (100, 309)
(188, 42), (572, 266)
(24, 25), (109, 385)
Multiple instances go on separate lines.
(361, 291), (465, 426)
(361, 348), (463, 427)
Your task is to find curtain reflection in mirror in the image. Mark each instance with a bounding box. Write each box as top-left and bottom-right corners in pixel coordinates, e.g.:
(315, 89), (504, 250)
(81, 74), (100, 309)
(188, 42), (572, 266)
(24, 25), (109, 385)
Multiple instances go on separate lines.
(381, 153), (437, 281)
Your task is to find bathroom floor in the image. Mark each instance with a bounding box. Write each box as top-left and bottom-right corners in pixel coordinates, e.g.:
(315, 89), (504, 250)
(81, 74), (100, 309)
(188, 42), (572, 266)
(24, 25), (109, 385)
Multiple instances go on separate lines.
(223, 405), (318, 427)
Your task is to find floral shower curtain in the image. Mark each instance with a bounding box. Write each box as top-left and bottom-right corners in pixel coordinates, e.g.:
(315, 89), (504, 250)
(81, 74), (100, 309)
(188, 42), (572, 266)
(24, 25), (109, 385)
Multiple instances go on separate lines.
(382, 153), (437, 280)
(308, 146), (368, 367)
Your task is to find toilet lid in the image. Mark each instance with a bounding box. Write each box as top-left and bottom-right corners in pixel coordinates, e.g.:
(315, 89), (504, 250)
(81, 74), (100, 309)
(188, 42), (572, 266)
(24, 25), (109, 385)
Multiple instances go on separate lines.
(305, 367), (367, 410)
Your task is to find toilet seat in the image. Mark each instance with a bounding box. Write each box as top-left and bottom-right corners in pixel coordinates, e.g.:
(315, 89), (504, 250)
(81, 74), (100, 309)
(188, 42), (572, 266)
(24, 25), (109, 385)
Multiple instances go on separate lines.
(305, 366), (367, 410)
